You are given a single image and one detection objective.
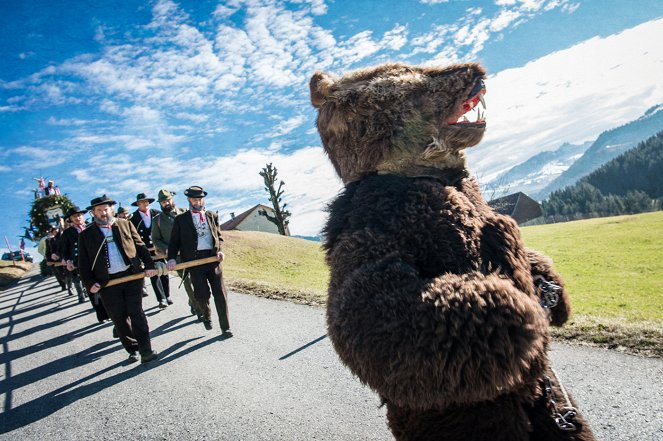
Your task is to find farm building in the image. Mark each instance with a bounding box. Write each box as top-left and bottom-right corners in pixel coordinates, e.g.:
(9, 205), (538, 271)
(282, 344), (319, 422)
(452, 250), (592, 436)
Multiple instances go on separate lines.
(220, 204), (290, 236)
(488, 192), (542, 224)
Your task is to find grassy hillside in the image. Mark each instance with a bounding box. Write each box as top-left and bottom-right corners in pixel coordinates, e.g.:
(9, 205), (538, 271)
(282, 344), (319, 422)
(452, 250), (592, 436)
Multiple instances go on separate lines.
(521, 211), (663, 355)
(222, 230), (328, 304)
(221, 214), (662, 355)
(521, 211), (662, 322)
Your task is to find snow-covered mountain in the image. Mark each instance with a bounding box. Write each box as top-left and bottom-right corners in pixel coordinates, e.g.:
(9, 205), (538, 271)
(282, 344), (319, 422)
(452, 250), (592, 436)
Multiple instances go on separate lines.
(483, 141), (592, 200)
(536, 104), (663, 199)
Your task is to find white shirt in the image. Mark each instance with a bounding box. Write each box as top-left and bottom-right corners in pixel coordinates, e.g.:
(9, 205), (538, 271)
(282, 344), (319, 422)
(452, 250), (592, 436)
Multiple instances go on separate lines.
(191, 211), (213, 250)
(138, 210), (152, 228)
(98, 223), (130, 274)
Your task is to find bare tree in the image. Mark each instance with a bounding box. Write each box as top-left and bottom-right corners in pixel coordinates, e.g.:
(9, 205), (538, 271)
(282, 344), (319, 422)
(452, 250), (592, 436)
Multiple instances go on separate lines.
(258, 163), (291, 236)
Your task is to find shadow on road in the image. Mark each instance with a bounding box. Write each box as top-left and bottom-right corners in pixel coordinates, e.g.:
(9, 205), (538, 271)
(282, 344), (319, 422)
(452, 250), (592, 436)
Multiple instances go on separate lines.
(1, 275), (220, 434)
(279, 334), (327, 360)
(0, 335), (218, 434)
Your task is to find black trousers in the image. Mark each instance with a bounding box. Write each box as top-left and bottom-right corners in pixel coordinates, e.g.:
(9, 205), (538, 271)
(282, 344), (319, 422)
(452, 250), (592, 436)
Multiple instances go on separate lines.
(52, 265), (67, 290)
(149, 273), (170, 302)
(100, 273), (151, 354)
(188, 252), (230, 331)
(89, 292), (110, 323)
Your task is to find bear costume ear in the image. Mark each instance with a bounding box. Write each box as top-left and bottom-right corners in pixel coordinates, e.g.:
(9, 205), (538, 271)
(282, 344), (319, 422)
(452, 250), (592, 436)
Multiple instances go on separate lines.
(310, 71), (336, 108)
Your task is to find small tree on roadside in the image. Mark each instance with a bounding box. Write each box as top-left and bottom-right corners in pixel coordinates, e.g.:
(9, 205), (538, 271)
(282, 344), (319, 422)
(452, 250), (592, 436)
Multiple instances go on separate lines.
(258, 163), (291, 236)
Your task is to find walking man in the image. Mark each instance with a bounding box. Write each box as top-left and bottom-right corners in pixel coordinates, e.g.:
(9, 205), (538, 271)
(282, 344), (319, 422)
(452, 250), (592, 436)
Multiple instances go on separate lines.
(78, 195), (159, 364)
(130, 192), (172, 308)
(151, 189), (203, 320)
(167, 186), (232, 337)
(60, 206), (89, 304)
(45, 226), (67, 292)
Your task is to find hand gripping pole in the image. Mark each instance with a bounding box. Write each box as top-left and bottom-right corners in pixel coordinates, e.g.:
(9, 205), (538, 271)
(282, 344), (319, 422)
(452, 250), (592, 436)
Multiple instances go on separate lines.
(104, 256), (220, 288)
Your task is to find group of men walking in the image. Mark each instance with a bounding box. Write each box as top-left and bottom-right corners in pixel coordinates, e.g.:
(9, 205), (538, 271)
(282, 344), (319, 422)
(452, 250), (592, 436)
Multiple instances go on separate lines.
(46, 185), (232, 364)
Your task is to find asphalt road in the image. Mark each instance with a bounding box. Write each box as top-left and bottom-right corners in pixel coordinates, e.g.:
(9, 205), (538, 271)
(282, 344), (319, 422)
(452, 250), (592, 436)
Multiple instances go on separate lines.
(1, 270), (661, 440)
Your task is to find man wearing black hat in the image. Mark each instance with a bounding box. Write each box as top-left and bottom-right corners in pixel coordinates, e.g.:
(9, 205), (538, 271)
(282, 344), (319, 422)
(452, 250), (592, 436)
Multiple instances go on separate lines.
(152, 189), (203, 320)
(78, 195), (159, 364)
(130, 192), (172, 309)
(167, 186), (232, 337)
(59, 206), (89, 304)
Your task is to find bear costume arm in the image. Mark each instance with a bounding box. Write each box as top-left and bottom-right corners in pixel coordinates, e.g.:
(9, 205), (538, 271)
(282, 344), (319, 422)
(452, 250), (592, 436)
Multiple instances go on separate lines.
(526, 248), (571, 327)
(326, 244), (549, 411)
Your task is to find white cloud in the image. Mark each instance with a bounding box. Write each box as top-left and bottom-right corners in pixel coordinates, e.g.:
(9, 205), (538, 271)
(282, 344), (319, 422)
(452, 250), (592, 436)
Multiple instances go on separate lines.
(383, 25), (409, 51)
(419, 0), (449, 4)
(47, 116), (93, 126)
(66, 144), (341, 235)
(291, 0), (328, 15)
(467, 18), (663, 181)
(561, 2), (580, 13)
(263, 115), (307, 139)
(175, 112), (209, 122)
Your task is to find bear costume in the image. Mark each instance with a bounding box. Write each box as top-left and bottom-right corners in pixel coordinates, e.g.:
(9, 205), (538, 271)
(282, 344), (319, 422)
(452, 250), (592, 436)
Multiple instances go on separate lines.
(310, 63), (595, 441)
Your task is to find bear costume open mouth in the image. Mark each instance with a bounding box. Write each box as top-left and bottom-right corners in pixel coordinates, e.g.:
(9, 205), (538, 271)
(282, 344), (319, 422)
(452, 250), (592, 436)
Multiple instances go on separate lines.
(447, 79), (486, 127)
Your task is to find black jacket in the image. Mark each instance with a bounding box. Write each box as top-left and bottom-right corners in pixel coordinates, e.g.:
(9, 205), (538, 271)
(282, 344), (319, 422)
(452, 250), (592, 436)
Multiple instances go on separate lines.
(59, 226), (84, 263)
(45, 234), (62, 262)
(167, 210), (224, 262)
(130, 208), (161, 255)
(78, 219), (155, 290)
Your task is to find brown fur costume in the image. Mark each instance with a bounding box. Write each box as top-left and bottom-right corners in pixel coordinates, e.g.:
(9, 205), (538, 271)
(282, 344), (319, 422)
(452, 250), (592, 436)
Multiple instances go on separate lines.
(310, 63), (595, 441)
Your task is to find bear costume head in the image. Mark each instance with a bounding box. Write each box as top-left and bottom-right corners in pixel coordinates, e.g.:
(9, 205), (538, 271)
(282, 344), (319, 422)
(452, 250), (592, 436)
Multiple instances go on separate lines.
(311, 63), (594, 441)
(310, 62), (486, 184)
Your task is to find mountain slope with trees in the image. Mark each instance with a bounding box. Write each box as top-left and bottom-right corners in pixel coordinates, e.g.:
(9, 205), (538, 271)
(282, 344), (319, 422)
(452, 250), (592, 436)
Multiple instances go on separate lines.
(537, 104), (663, 199)
(542, 130), (663, 217)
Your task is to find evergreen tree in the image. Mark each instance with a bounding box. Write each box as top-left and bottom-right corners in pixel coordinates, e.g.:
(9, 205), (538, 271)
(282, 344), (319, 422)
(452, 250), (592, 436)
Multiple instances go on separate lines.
(542, 130), (663, 219)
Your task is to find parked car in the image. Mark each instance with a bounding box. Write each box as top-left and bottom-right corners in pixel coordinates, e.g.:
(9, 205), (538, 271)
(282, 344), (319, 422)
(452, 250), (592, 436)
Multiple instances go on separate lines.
(1, 251), (34, 263)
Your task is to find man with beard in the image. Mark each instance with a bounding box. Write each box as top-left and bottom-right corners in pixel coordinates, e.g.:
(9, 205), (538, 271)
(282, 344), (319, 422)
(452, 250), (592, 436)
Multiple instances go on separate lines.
(151, 189), (203, 321)
(78, 195), (159, 364)
(167, 186), (232, 337)
(130, 192), (172, 309)
(60, 206), (89, 304)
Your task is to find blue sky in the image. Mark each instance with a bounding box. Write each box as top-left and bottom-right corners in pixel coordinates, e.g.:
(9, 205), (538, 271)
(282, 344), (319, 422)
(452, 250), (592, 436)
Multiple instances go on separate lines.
(2, 0), (663, 255)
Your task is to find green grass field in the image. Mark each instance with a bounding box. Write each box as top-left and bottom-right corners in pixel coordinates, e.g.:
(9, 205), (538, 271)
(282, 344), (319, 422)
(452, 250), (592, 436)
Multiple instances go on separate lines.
(521, 211), (663, 323)
(222, 230), (329, 304)
(220, 212), (663, 355)
(521, 212), (663, 355)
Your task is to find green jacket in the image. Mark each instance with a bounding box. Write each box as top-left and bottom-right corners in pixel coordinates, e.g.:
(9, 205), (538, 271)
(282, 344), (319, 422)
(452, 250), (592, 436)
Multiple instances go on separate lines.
(151, 207), (185, 259)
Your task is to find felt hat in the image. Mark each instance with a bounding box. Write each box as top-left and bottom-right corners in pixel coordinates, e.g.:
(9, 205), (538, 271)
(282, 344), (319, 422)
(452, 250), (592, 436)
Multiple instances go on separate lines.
(183, 186), (207, 198)
(157, 189), (176, 201)
(117, 205), (129, 215)
(65, 206), (87, 219)
(86, 195), (117, 211)
(131, 192), (155, 206)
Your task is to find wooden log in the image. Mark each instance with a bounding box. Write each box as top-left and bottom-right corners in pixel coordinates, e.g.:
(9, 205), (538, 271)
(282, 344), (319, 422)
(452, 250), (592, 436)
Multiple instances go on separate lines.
(104, 256), (220, 288)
